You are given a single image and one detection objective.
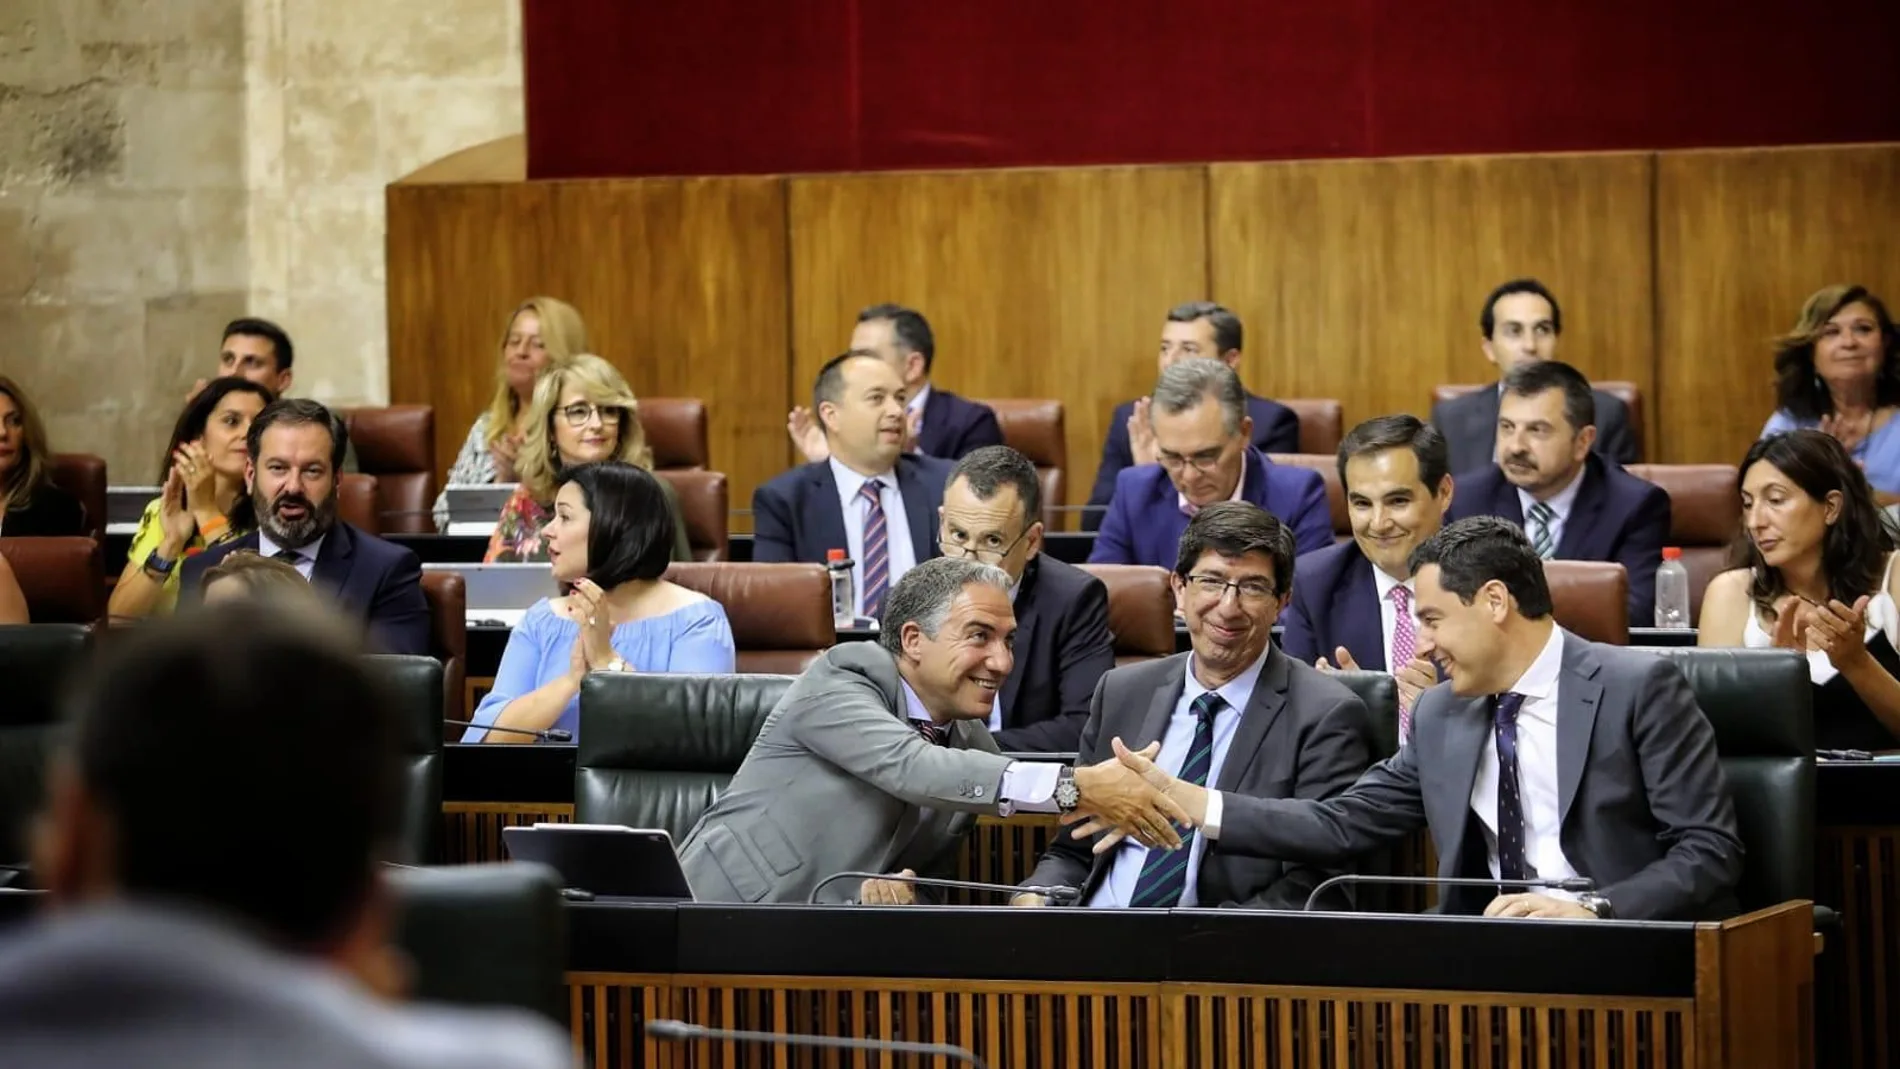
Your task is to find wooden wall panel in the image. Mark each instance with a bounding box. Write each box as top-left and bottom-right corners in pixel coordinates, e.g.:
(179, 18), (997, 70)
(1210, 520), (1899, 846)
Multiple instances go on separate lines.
(1656, 145), (1900, 465)
(786, 167), (1208, 509)
(1209, 154), (1657, 455)
(386, 178), (789, 522)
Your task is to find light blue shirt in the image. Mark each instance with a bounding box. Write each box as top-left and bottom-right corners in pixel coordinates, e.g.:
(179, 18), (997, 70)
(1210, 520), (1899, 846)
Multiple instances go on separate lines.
(256, 529), (326, 581)
(1762, 409), (1900, 494)
(1088, 644), (1268, 909)
(828, 457), (919, 616)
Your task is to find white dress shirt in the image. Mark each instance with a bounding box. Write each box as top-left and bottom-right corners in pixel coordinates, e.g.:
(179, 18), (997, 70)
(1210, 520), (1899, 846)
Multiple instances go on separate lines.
(907, 383), (930, 447)
(900, 680), (1057, 807)
(1371, 565), (1416, 671)
(1091, 643), (1267, 909)
(255, 530), (326, 581)
(1514, 464), (1586, 555)
(1176, 447), (1248, 517)
(1468, 624), (1582, 896)
(828, 457), (919, 616)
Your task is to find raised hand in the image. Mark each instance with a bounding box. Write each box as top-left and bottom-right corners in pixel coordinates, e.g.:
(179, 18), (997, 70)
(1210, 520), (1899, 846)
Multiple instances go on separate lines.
(490, 432), (521, 482)
(859, 868), (918, 906)
(1394, 654), (1438, 713)
(786, 407), (830, 462)
(1315, 646), (1363, 673)
(904, 407), (924, 453)
(173, 441), (218, 518)
(1807, 595), (1873, 667)
(569, 579), (618, 670)
(1769, 595), (1814, 652)
(157, 467), (195, 554)
(1127, 397), (1158, 466)
(1820, 410), (1873, 453)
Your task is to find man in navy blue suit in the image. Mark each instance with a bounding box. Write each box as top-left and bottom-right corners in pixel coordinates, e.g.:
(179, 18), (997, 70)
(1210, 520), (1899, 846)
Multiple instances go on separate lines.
(180, 399), (429, 655)
(1446, 361), (1669, 624)
(1084, 302), (1300, 531)
(1089, 359), (1331, 568)
(786, 303), (1003, 463)
(754, 353), (953, 619)
(1281, 415), (1453, 732)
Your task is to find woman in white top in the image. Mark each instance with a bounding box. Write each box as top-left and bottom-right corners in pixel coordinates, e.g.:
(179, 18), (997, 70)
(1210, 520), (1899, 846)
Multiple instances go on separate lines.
(1699, 429), (1900, 750)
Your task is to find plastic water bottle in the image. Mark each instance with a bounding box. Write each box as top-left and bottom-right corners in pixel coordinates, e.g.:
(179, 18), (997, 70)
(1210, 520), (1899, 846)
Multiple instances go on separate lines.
(826, 548), (856, 629)
(1655, 547), (1690, 629)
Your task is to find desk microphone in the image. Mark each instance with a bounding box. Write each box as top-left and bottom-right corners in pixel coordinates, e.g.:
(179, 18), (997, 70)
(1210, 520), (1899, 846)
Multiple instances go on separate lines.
(645, 1019), (988, 1067)
(443, 718), (572, 743)
(806, 870), (1082, 906)
(1302, 873), (1595, 912)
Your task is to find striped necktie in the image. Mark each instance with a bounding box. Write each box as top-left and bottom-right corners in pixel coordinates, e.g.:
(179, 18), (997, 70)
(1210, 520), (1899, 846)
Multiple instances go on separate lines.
(859, 480), (890, 619)
(1127, 692), (1225, 908)
(1492, 692), (1530, 884)
(1527, 501), (1557, 559)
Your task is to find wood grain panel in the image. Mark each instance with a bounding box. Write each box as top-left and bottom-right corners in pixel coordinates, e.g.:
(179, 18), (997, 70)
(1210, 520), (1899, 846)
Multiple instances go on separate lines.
(1210, 154), (1656, 453)
(386, 178), (790, 521)
(786, 167), (1208, 508)
(1656, 145), (1900, 465)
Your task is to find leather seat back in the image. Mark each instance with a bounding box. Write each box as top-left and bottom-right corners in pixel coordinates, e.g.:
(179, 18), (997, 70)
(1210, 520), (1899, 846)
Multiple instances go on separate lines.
(337, 473), (381, 535)
(419, 570), (467, 731)
(0, 624), (89, 864)
(1331, 669), (1400, 761)
(1282, 399), (1344, 456)
(576, 673), (791, 840)
(340, 406), (436, 534)
(663, 562), (833, 673)
(977, 399), (1066, 531)
(1267, 453), (1350, 539)
(1077, 564), (1175, 665)
(654, 469), (730, 561)
(642, 398), (708, 470)
(1543, 560), (1628, 644)
(364, 655), (444, 864)
(0, 537), (105, 625)
(48, 453), (107, 542)
(387, 861), (566, 1022)
(1627, 464), (1741, 621)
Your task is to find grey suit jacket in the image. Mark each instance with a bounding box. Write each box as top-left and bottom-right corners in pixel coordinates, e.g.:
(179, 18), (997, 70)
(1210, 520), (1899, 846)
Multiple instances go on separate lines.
(1219, 631), (1744, 919)
(1432, 385), (1638, 475)
(677, 642), (1015, 904)
(1024, 646), (1376, 909)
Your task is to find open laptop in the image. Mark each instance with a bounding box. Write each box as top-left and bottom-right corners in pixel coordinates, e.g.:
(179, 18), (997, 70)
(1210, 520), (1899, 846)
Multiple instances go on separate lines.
(441, 483), (520, 536)
(421, 562), (556, 627)
(501, 824), (694, 900)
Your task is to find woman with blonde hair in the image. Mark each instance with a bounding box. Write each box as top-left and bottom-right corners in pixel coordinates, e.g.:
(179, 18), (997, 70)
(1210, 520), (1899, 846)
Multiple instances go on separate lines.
(1760, 283), (1900, 498)
(0, 376), (86, 536)
(431, 296), (589, 529)
(485, 354), (691, 562)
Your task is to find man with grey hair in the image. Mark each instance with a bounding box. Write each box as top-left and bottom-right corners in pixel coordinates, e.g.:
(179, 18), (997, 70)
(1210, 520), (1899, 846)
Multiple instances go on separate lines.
(676, 557), (1191, 904)
(1089, 359), (1333, 567)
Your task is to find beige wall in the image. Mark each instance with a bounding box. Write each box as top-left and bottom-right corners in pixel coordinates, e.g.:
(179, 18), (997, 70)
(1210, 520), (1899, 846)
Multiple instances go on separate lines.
(0, 0), (522, 479)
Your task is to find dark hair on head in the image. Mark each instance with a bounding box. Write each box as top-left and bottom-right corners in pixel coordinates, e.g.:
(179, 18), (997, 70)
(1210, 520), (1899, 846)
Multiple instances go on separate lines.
(222, 317), (295, 372)
(555, 461), (675, 587)
(1479, 279), (1562, 339)
(1408, 515), (1553, 618)
(1735, 430), (1898, 618)
(1173, 502), (1295, 596)
(160, 377), (276, 482)
(61, 603), (398, 950)
(1165, 301), (1244, 355)
(0, 375), (55, 510)
(857, 303), (935, 373)
(246, 398), (349, 470)
(1502, 359), (1595, 433)
(948, 445), (1042, 526)
(812, 350), (896, 416)
(1772, 284), (1900, 421)
(1336, 414), (1450, 494)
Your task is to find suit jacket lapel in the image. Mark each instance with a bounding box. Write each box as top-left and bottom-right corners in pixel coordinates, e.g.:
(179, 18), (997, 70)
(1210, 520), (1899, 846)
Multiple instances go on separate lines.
(895, 458), (939, 564)
(311, 522), (355, 596)
(1555, 459), (1607, 559)
(1434, 694), (1492, 869)
(1134, 656), (1189, 751)
(807, 464), (851, 564)
(1338, 550), (1387, 672)
(1493, 471), (1526, 527)
(1555, 633), (1603, 827)
(920, 391), (952, 458)
(998, 557), (1042, 719)
(1214, 646), (1288, 791)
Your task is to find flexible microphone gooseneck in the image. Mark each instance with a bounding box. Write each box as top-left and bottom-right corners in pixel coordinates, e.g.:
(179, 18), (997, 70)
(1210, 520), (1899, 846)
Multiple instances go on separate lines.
(806, 869), (1082, 906)
(646, 1019), (988, 1067)
(444, 718), (572, 742)
(1302, 873), (1596, 912)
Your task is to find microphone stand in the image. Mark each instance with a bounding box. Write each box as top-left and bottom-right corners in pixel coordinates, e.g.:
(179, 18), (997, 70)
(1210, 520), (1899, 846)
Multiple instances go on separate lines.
(1303, 873), (1596, 912)
(444, 718), (572, 743)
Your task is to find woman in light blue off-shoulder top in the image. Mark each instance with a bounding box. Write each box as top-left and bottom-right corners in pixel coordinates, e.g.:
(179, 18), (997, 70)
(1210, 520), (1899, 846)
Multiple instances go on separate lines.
(1760, 284), (1900, 499)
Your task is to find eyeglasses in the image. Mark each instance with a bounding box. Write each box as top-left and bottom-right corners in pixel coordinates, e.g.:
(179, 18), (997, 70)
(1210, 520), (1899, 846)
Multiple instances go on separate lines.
(1156, 447), (1229, 473)
(1183, 573), (1278, 604)
(939, 526), (1032, 564)
(559, 403), (625, 428)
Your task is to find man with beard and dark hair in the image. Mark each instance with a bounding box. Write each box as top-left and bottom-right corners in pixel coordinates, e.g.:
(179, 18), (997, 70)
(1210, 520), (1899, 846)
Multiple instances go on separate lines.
(181, 399), (430, 655)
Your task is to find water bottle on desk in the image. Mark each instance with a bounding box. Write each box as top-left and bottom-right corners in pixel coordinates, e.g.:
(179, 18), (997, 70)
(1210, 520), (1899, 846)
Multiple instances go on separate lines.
(1655, 547), (1690, 628)
(826, 548), (856, 630)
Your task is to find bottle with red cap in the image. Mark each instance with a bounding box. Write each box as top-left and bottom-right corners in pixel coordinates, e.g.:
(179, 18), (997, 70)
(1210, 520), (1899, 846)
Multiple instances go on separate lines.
(826, 548), (856, 630)
(1655, 546), (1690, 629)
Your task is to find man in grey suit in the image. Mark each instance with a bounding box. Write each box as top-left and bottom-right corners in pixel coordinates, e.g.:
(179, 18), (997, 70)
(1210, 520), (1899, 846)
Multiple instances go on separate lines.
(0, 605), (568, 1069)
(1432, 279), (1638, 473)
(677, 556), (1191, 905)
(1081, 516), (1744, 921)
(1015, 503), (1377, 910)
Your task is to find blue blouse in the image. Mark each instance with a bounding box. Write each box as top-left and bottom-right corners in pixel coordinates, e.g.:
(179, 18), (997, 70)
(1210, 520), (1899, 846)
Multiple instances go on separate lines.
(462, 596), (736, 742)
(1760, 410), (1900, 494)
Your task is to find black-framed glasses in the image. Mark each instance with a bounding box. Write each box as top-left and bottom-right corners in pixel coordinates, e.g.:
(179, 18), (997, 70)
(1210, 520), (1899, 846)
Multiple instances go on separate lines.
(559, 403), (626, 428)
(938, 525), (1032, 564)
(1183, 573), (1278, 604)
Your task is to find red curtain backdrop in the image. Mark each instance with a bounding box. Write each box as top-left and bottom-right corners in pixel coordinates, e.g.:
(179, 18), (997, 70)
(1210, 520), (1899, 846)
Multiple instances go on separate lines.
(524, 0), (1900, 179)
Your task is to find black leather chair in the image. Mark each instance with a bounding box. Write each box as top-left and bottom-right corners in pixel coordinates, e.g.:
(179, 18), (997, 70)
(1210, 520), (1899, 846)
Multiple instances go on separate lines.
(386, 861), (566, 1023)
(575, 673), (790, 841)
(0, 625), (89, 867)
(1324, 670), (1402, 911)
(365, 655), (444, 865)
(1330, 670), (1400, 761)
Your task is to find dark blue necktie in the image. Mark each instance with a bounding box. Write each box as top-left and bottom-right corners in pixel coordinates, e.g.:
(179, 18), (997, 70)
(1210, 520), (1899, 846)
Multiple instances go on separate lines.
(1127, 691), (1225, 908)
(1493, 691), (1530, 884)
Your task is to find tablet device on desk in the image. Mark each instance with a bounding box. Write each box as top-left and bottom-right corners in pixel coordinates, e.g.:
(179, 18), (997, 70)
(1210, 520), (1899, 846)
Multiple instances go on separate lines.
(441, 483), (520, 535)
(501, 824), (694, 900)
(422, 562), (556, 626)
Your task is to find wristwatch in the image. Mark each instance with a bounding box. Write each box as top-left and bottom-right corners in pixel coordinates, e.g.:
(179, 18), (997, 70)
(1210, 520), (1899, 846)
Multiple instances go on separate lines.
(143, 551), (178, 580)
(1053, 766), (1081, 813)
(1577, 892), (1615, 920)
(602, 656), (631, 673)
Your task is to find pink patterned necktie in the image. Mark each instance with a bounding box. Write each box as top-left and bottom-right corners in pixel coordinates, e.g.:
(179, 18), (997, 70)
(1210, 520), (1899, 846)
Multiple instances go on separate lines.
(1390, 584), (1417, 742)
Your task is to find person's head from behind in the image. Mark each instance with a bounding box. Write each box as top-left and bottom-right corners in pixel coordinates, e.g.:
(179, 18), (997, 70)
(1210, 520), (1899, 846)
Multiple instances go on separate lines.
(36, 605), (399, 960)
(246, 399), (347, 549)
(0, 375), (54, 509)
(941, 446), (1044, 585)
(516, 355), (650, 501)
(1496, 359), (1596, 496)
(1172, 502), (1293, 683)
(1407, 515), (1553, 696)
(1159, 301), (1243, 372)
(878, 557), (1015, 721)
(1479, 279), (1561, 374)
(1772, 284), (1900, 420)
(163, 377), (275, 483)
(851, 303), (934, 389)
(814, 352), (907, 473)
(1736, 430), (1894, 614)
(1338, 415), (1454, 580)
(1149, 358), (1253, 507)
(200, 550), (314, 607)
(542, 461), (675, 589)
(218, 318), (295, 396)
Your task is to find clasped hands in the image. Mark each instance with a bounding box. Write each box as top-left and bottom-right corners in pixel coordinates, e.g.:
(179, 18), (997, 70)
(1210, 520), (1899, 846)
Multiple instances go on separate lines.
(1771, 593), (1874, 667)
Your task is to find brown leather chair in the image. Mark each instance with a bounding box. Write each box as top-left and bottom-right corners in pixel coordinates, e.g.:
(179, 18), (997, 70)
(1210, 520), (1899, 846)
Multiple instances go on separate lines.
(420, 570), (468, 736)
(1626, 464), (1739, 622)
(1433, 380), (1645, 460)
(1268, 453), (1351, 540)
(49, 453), (107, 542)
(0, 537), (106, 624)
(654, 469), (729, 561)
(977, 399), (1066, 531)
(1282, 399), (1344, 456)
(642, 398), (708, 471)
(663, 562), (834, 673)
(341, 406), (436, 535)
(1544, 560), (1629, 645)
(337, 473), (381, 535)
(1078, 563), (1175, 666)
